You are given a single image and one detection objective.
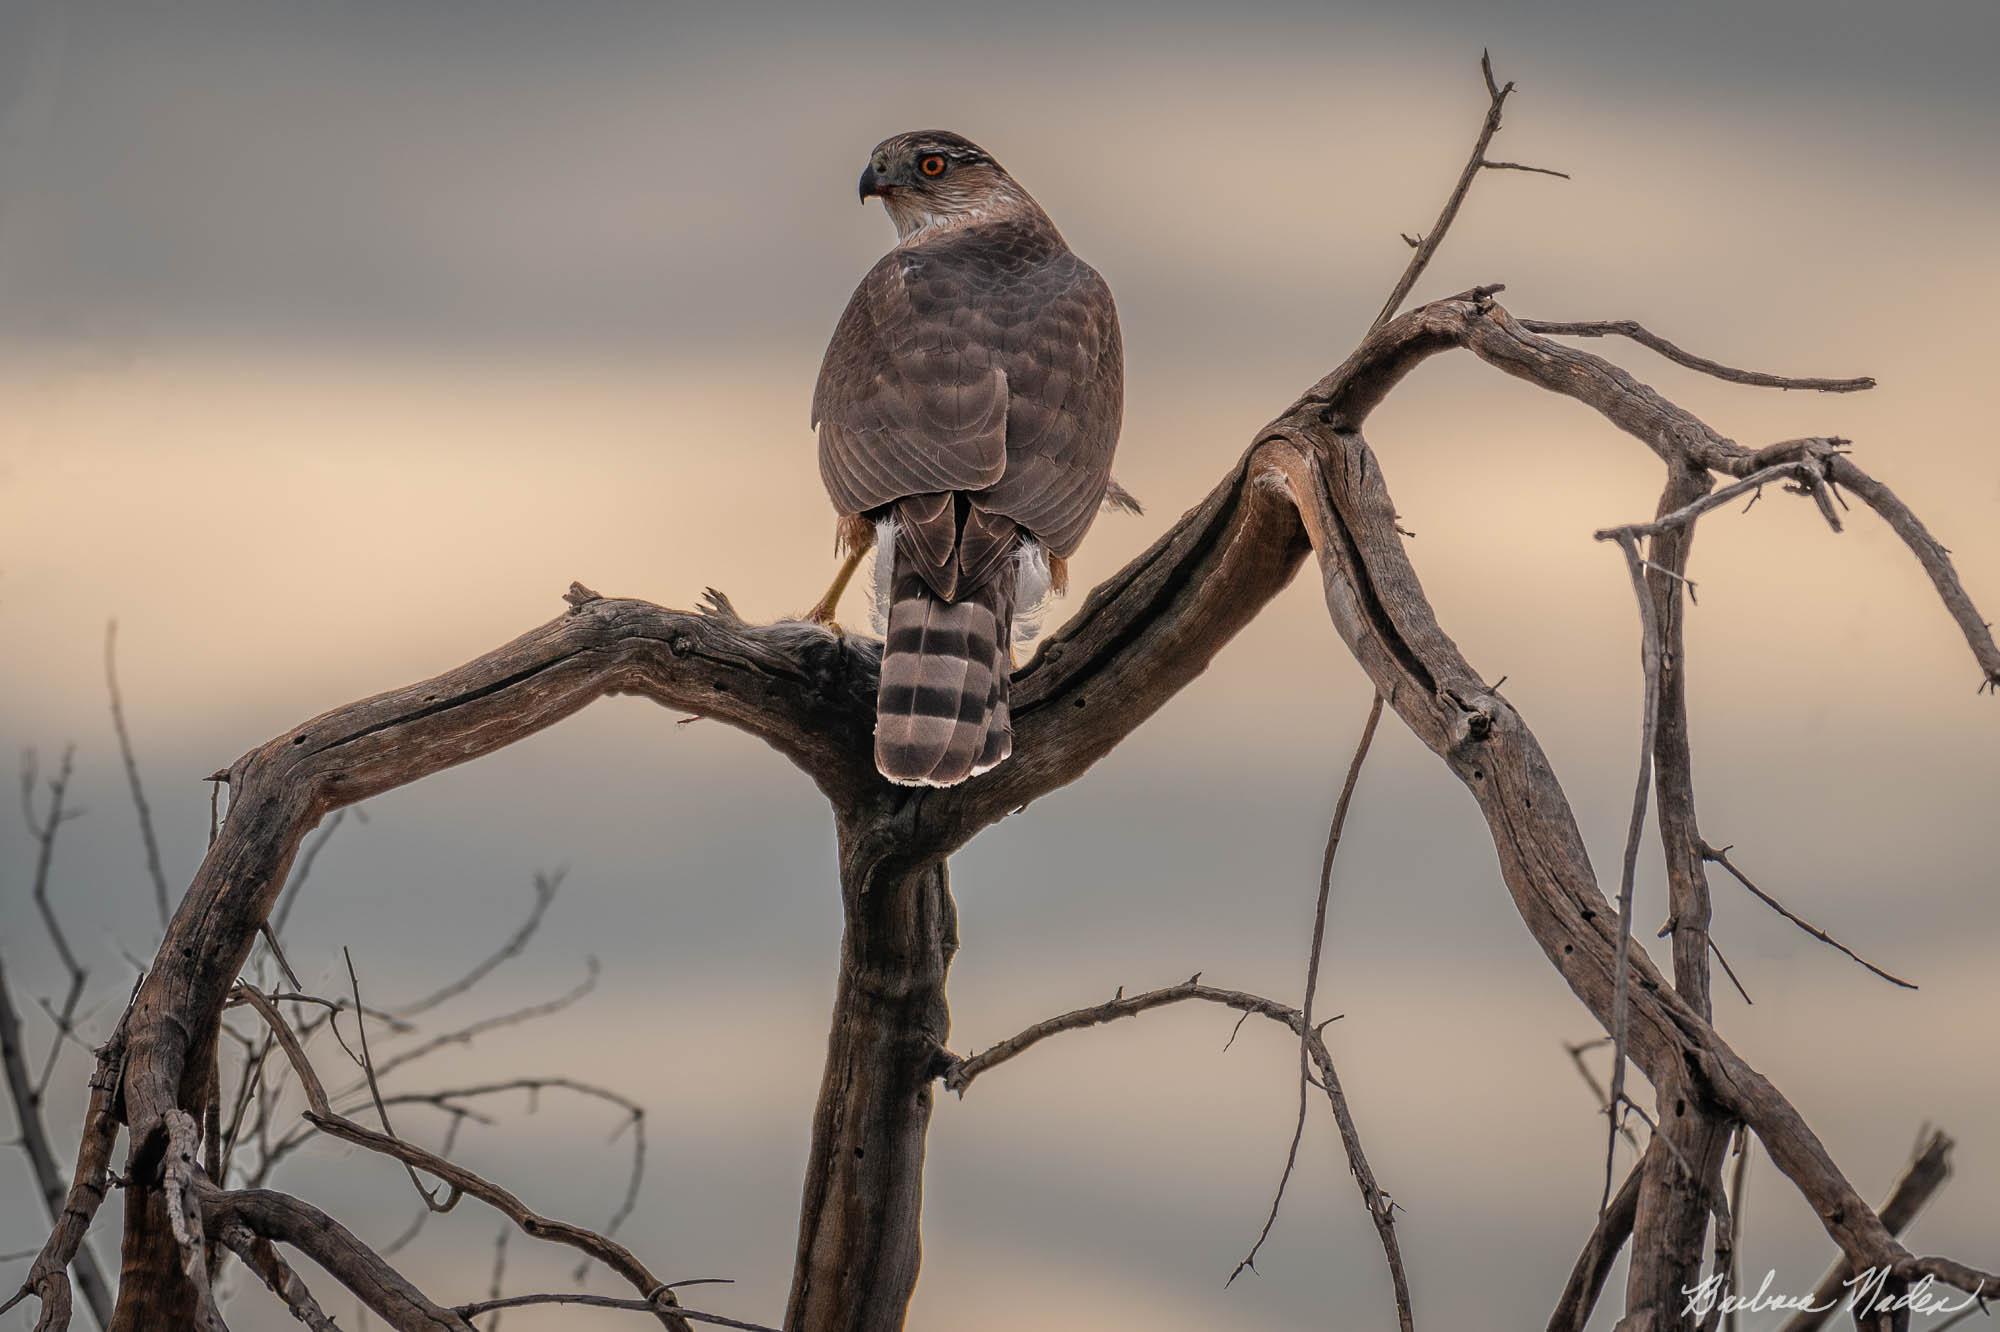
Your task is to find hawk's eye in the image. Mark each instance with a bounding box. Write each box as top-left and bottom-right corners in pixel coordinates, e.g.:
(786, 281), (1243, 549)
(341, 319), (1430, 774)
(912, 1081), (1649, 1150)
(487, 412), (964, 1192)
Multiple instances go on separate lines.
(919, 154), (948, 178)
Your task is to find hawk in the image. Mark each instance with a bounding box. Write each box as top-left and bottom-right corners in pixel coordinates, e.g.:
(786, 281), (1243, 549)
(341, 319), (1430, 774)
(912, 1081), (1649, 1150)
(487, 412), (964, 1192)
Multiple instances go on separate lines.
(811, 130), (1129, 787)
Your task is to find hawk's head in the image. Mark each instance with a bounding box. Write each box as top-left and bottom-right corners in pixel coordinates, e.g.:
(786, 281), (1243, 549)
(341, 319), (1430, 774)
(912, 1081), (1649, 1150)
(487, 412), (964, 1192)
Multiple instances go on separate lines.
(857, 131), (1041, 243)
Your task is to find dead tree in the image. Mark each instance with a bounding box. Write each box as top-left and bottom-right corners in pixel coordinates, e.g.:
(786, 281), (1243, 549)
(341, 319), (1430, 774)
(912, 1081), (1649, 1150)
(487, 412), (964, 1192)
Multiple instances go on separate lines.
(3, 655), (654, 1332)
(8, 56), (1997, 1332)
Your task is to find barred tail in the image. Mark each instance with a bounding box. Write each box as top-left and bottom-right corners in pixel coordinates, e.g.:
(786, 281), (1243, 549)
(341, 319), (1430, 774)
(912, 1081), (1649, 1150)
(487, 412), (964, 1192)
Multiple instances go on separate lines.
(874, 556), (1015, 787)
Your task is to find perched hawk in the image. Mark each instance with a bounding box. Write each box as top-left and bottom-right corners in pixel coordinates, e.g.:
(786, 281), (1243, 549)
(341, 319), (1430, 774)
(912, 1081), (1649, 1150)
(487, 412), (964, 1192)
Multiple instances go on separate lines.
(812, 130), (1128, 787)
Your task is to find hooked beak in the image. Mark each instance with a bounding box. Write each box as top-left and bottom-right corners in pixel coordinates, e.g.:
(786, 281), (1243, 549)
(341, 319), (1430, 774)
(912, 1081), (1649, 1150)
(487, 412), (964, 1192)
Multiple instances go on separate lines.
(858, 163), (889, 203)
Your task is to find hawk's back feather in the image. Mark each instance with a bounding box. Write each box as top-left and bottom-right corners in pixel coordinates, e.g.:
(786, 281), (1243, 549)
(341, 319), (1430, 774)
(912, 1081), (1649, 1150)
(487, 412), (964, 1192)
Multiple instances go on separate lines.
(815, 217), (1123, 572)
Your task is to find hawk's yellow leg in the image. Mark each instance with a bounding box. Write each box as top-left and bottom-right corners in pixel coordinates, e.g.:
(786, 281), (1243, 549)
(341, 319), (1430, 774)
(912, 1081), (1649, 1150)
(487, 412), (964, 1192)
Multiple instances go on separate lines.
(805, 546), (867, 629)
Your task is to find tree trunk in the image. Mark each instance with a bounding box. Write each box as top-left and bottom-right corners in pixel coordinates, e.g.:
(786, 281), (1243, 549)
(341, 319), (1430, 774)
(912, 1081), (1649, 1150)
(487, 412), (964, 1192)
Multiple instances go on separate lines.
(786, 813), (958, 1332)
(110, 1178), (195, 1332)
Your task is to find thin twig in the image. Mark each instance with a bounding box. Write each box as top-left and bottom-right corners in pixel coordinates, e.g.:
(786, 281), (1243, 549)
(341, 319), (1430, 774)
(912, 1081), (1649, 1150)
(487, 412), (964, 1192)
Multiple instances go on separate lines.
(2, 750), (119, 1331)
(946, 977), (1410, 1330)
(1709, 938), (1752, 1006)
(451, 1293), (775, 1332)
(105, 621), (174, 929)
(21, 747), (89, 1097)
(272, 810), (349, 936)
(1550, 1154), (1646, 1332)
(259, 924), (305, 992)
(342, 950), (445, 1211)
(334, 1076), (648, 1280)
(1700, 842), (1916, 989)
(1821, 455), (2000, 692)
(1603, 530), (1662, 1212)
(1563, 1039), (1640, 1151)
(382, 1112), (471, 1258)
(1481, 159), (1571, 178)
(1723, 1129), (1751, 1332)
(484, 1227), (508, 1331)
(1229, 692), (1384, 1291)
(396, 870), (565, 1018)
(1374, 50), (1561, 328)
(230, 984), (693, 1332)
(352, 960), (601, 1089)
(1596, 448), (1849, 547)
(219, 1026), (278, 1184)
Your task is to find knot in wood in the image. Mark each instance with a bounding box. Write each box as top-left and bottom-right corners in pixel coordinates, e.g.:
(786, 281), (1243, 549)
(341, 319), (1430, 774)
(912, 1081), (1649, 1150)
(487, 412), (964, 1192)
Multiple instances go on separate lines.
(1442, 688), (1497, 748)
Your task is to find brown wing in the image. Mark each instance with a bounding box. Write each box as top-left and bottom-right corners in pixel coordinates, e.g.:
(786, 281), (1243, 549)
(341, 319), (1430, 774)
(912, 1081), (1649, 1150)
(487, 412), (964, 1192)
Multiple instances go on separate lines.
(968, 241), (1122, 560)
(814, 252), (1010, 518)
(814, 220), (1123, 589)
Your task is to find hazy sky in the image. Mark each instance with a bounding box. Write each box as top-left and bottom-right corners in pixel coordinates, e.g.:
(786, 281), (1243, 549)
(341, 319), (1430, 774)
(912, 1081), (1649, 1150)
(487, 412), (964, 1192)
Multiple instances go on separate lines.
(2, 2), (1996, 1330)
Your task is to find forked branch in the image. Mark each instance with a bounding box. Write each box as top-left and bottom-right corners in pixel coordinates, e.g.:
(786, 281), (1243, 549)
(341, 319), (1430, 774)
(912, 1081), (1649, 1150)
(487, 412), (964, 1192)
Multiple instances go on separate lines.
(945, 974), (1409, 1328)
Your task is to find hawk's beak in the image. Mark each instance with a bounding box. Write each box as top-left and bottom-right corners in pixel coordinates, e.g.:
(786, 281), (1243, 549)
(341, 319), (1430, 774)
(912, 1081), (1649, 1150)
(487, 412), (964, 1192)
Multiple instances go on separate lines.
(858, 163), (887, 202)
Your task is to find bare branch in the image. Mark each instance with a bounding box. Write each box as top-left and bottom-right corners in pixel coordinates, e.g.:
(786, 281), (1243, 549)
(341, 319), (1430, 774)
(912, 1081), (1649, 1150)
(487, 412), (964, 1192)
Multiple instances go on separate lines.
(105, 621), (174, 929)
(1519, 318), (1876, 392)
(214, 1215), (340, 1332)
(394, 870), (564, 1018)
(342, 950), (444, 1212)
(1597, 447), (1849, 545)
(231, 985), (694, 1332)
(1228, 692), (1386, 1301)
(1700, 841), (1916, 989)
(946, 977), (1408, 1327)
(2, 756), (118, 1331)
(0, 959), (119, 1332)
(482, 1228), (506, 1332)
(1374, 51), (1561, 327)
(346, 1077), (648, 1283)
(1723, 1130), (1751, 1332)
(451, 1292), (778, 1332)
(1776, 1128), (1955, 1332)
(1250, 298), (1993, 1293)
(19, 748), (89, 1099)
(1709, 938), (1752, 1006)
(1481, 159), (1571, 179)
(199, 1183), (475, 1332)
(1549, 1156), (1644, 1332)
(1824, 454), (2000, 691)
(1562, 1039), (1639, 1152)
(1601, 529), (1663, 1211)
(1626, 456), (1735, 1319)
(356, 960), (600, 1088)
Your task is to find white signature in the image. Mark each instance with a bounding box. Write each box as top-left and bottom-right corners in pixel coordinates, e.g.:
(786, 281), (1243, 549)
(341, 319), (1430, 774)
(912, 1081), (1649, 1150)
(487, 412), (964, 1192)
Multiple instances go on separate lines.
(1682, 1269), (1984, 1321)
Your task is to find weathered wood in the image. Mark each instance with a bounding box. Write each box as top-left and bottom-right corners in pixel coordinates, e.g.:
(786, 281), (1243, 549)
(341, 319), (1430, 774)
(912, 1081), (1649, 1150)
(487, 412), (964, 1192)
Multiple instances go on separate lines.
(785, 823), (956, 1332)
(103, 594), (886, 1327)
(1625, 464), (1733, 1331)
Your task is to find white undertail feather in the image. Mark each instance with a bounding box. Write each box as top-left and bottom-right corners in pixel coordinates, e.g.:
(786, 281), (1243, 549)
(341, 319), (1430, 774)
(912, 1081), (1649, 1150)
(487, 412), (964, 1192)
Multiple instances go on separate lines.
(1010, 538), (1053, 656)
(869, 517), (899, 635)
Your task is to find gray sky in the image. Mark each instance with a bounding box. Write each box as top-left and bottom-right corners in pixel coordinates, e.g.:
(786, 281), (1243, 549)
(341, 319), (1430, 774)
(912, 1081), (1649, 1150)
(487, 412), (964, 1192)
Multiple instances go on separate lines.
(2, 2), (1997, 1329)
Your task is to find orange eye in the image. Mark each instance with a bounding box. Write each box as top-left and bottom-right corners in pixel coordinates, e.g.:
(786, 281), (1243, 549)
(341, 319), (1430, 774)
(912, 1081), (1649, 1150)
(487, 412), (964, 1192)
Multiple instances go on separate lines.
(919, 154), (947, 178)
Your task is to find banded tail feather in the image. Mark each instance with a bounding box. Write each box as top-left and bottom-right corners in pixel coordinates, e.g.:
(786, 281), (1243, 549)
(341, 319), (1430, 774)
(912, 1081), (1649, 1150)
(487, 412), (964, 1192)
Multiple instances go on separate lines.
(875, 551), (1016, 787)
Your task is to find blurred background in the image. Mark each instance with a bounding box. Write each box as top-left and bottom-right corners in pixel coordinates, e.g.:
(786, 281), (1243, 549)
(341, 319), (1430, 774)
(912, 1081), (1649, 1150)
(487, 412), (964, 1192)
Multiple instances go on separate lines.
(2, 1), (1996, 1328)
